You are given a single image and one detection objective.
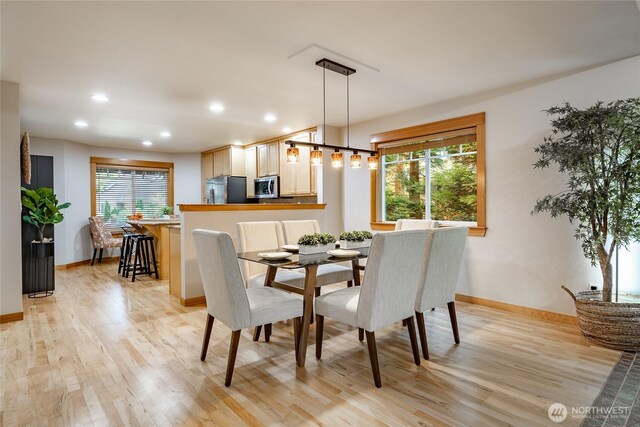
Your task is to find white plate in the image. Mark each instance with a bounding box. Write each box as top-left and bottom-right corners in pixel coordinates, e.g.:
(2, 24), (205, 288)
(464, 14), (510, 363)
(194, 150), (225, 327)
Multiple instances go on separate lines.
(280, 244), (299, 251)
(327, 249), (360, 259)
(258, 252), (292, 261)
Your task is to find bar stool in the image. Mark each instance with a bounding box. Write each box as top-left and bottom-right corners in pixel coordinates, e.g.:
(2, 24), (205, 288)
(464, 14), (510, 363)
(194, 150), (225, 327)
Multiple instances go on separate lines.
(119, 233), (141, 275)
(123, 235), (158, 282)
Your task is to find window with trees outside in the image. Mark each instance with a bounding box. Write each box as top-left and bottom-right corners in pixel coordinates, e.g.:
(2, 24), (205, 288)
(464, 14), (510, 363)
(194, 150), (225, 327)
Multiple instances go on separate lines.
(90, 157), (174, 229)
(370, 113), (486, 236)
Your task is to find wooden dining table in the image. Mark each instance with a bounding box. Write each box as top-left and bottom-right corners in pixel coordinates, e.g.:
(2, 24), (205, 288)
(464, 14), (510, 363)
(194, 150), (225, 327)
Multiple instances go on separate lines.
(127, 219), (180, 280)
(237, 247), (369, 367)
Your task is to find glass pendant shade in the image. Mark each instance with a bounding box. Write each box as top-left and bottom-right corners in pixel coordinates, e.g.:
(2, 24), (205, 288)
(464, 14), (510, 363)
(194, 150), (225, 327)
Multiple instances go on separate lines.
(350, 152), (362, 168)
(286, 146), (299, 163)
(367, 155), (378, 170)
(310, 147), (323, 165)
(331, 150), (344, 168)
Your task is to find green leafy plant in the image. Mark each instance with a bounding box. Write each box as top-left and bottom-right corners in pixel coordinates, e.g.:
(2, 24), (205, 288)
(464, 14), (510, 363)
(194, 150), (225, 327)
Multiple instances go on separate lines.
(532, 98), (640, 302)
(21, 187), (71, 242)
(298, 233), (336, 246)
(339, 230), (373, 241)
(102, 200), (120, 223)
(161, 205), (173, 215)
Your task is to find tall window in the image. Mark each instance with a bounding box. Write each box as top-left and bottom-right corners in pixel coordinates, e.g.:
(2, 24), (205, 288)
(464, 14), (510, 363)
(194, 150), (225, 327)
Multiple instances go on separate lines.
(91, 157), (174, 228)
(371, 113), (486, 236)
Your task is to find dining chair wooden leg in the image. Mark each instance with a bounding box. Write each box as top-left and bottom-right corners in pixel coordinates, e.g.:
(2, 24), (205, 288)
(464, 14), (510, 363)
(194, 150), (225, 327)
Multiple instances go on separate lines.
(415, 311), (429, 360)
(358, 328), (364, 342)
(447, 301), (460, 344)
(98, 248), (104, 263)
(252, 325), (262, 342)
(264, 324), (272, 343)
(315, 288), (321, 297)
(404, 316), (421, 366)
(225, 330), (242, 387)
(315, 315), (324, 359)
(365, 331), (382, 388)
(293, 317), (301, 362)
(200, 314), (215, 361)
(347, 280), (353, 288)
(91, 249), (97, 266)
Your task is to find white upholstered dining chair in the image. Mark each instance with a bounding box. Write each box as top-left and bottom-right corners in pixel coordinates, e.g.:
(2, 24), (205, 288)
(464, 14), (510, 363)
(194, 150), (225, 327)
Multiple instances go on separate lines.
(395, 219), (439, 230)
(414, 226), (468, 360)
(192, 229), (303, 387)
(281, 219), (354, 288)
(314, 230), (428, 387)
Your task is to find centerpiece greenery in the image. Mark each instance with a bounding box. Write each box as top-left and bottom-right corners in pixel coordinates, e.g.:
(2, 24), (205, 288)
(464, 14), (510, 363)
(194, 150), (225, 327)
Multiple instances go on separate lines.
(161, 205), (173, 218)
(21, 186), (71, 242)
(298, 233), (336, 246)
(532, 98), (639, 351)
(339, 230), (373, 242)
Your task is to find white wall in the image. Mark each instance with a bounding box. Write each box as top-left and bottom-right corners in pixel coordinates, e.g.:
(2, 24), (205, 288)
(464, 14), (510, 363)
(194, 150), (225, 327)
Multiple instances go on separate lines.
(0, 81), (23, 316)
(342, 56), (640, 315)
(29, 137), (201, 265)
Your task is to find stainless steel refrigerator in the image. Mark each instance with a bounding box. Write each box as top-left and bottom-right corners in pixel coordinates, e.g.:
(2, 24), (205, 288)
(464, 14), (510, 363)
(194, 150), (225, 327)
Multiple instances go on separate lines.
(205, 176), (247, 204)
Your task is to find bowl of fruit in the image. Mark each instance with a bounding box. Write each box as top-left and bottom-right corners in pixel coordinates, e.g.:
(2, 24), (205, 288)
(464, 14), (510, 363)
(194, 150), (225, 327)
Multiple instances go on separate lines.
(127, 212), (144, 221)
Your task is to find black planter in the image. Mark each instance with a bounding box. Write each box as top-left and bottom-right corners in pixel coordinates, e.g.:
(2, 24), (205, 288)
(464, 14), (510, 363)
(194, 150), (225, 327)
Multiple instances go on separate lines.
(25, 241), (55, 297)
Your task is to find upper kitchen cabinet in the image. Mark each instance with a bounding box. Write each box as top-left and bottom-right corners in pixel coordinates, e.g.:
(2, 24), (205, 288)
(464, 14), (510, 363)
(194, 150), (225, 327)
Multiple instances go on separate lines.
(245, 146), (257, 197)
(257, 141), (279, 177)
(201, 152), (214, 201)
(278, 131), (315, 196)
(211, 146), (245, 177)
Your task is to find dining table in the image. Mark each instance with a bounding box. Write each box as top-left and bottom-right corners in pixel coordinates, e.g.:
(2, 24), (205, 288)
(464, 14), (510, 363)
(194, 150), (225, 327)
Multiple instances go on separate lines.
(237, 247), (369, 367)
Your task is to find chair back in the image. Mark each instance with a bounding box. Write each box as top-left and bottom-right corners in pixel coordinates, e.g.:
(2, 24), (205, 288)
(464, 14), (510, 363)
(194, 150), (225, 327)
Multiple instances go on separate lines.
(357, 230), (428, 331)
(415, 227), (468, 312)
(281, 220), (321, 245)
(192, 229), (251, 330)
(88, 216), (113, 248)
(236, 221), (286, 278)
(395, 219), (439, 231)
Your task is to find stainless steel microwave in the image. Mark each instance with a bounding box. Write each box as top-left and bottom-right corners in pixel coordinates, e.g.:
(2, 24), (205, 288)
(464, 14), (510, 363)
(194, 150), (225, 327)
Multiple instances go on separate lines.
(254, 176), (279, 199)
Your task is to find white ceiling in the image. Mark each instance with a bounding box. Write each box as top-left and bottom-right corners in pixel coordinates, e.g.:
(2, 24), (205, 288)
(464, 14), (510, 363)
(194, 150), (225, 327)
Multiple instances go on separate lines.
(2, 1), (639, 153)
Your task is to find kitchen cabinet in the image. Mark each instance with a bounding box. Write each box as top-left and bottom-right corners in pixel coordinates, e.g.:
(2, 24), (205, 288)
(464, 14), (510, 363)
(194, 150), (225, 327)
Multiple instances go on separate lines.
(257, 142), (279, 177)
(213, 146), (245, 177)
(279, 142), (312, 196)
(245, 146), (257, 197)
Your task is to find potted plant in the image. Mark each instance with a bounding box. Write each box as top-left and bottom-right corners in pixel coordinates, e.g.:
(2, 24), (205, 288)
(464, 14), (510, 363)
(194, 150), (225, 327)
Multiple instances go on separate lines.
(339, 230), (373, 249)
(298, 233), (337, 255)
(21, 187), (71, 243)
(532, 98), (640, 351)
(161, 205), (173, 220)
(21, 187), (71, 297)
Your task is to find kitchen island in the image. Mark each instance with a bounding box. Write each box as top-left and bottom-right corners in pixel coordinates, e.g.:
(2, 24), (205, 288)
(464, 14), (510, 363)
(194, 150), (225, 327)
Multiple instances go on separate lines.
(178, 203), (329, 306)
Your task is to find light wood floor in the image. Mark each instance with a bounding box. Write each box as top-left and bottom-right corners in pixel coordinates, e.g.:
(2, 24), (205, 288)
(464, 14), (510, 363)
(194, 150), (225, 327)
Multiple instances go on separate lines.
(1, 263), (621, 426)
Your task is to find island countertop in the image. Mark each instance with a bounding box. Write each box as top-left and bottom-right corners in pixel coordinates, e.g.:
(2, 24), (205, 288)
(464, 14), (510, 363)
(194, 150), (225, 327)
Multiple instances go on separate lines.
(178, 203), (326, 212)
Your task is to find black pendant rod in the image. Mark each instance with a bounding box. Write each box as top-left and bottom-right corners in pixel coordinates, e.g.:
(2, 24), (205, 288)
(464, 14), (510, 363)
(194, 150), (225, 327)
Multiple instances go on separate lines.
(284, 140), (377, 155)
(322, 66), (326, 146)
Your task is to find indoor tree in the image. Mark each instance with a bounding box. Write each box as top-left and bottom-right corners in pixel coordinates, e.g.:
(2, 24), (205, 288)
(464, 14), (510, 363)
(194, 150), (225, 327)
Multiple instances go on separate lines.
(532, 98), (640, 302)
(21, 187), (71, 242)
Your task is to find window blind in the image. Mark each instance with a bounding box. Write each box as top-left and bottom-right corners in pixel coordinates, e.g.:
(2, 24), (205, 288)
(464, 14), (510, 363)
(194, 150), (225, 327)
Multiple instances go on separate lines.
(95, 166), (170, 227)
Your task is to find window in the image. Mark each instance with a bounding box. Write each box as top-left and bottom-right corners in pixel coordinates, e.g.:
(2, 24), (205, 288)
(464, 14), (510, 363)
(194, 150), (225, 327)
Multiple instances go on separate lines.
(370, 113), (486, 236)
(90, 157), (174, 228)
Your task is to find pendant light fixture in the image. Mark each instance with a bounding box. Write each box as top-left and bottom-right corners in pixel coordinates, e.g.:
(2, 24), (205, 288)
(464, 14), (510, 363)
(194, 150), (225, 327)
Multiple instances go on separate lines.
(286, 143), (299, 163)
(367, 154), (379, 170)
(283, 58), (378, 169)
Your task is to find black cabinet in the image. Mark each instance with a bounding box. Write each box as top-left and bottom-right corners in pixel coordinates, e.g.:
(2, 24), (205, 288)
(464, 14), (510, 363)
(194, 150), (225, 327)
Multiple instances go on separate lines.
(21, 155), (55, 295)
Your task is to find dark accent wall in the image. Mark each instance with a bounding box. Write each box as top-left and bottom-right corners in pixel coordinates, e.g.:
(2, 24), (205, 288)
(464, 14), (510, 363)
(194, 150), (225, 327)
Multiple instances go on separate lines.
(21, 155), (55, 293)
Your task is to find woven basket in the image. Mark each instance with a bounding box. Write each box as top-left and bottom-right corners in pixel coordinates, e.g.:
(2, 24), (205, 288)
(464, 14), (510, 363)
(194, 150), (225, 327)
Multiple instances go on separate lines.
(562, 286), (640, 352)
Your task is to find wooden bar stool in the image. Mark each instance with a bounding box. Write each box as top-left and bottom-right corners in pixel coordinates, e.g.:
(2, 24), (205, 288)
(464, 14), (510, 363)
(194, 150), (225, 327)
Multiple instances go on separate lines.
(123, 235), (158, 282)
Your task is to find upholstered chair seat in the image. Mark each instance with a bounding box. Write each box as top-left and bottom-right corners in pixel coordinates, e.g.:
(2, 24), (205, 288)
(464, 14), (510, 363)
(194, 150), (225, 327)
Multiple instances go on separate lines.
(193, 229), (303, 386)
(314, 230), (428, 387)
(414, 227), (468, 360)
(88, 216), (123, 265)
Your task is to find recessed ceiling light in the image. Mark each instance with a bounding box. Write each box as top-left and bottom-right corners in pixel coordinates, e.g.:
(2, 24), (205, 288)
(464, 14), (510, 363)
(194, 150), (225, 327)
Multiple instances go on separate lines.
(160, 131), (171, 138)
(142, 140), (153, 146)
(209, 102), (225, 113)
(282, 127), (292, 133)
(264, 113), (277, 122)
(74, 120), (88, 128)
(90, 93), (109, 102)
(233, 140), (243, 146)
